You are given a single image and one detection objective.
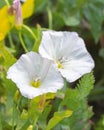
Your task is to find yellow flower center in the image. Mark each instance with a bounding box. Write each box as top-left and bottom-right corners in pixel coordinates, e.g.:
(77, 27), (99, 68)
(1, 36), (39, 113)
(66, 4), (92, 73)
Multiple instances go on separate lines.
(30, 79), (41, 88)
(56, 60), (63, 69)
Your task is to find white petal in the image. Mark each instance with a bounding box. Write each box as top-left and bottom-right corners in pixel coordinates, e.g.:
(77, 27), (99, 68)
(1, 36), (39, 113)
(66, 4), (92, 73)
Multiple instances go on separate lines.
(60, 59), (94, 82)
(40, 61), (64, 93)
(7, 52), (41, 85)
(39, 31), (79, 60)
(7, 52), (64, 99)
(39, 31), (57, 60)
(39, 31), (95, 82)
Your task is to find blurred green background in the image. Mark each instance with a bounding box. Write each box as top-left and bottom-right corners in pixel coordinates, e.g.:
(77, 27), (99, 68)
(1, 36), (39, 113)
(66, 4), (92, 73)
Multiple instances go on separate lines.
(0, 0), (104, 129)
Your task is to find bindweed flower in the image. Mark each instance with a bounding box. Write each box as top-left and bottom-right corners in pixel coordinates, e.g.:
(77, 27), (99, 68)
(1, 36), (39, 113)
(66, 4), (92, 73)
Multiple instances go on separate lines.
(39, 31), (95, 82)
(13, 0), (23, 26)
(8, 0), (23, 26)
(7, 52), (63, 99)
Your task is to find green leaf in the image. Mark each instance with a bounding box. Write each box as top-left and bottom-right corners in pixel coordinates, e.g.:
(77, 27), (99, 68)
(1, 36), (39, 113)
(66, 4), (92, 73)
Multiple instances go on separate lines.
(35, 0), (48, 13)
(99, 48), (104, 58)
(46, 110), (72, 130)
(76, 72), (95, 99)
(63, 13), (80, 26)
(0, 42), (16, 95)
(16, 110), (30, 130)
(57, 72), (95, 130)
(52, 12), (64, 29)
(0, 42), (16, 69)
(83, 1), (104, 42)
(95, 115), (104, 130)
(0, 1), (5, 8)
(0, 113), (3, 130)
(38, 104), (52, 130)
(28, 96), (43, 123)
(54, 0), (87, 27)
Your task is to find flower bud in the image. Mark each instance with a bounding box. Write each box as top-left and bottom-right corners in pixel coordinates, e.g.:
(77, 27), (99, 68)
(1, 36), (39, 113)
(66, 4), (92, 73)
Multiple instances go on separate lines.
(8, 0), (23, 27)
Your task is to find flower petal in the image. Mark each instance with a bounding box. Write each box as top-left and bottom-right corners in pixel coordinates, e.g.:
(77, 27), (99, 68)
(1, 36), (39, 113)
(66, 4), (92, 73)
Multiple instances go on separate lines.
(39, 31), (95, 82)
(7, 52), (41, 84)
(40, 61), (64, 93)
(7, 52), (64, 99)
(39, 31), (79, 61)
(60, 59), (94, 82)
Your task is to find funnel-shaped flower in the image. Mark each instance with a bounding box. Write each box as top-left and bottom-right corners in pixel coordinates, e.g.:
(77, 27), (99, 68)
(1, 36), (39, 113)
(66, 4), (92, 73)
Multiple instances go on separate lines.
(7, 52), (63, 99)
(39, 31), (95, 82)
(12, 0), (23, 26)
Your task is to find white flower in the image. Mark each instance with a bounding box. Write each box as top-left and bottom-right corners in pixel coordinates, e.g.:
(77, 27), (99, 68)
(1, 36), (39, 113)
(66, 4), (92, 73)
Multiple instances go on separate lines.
(7, 52), (64, 99)
(39, 31), (95, 82)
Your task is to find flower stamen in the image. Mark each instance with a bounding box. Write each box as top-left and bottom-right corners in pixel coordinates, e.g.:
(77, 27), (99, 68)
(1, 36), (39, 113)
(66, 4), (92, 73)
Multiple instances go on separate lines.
(56, 61), (63, 69)
(31, 79), (41, 88)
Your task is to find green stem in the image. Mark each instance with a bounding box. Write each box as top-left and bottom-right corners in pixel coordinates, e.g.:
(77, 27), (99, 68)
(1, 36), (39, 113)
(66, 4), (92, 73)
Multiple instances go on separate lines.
(12, 103), (15, 130)
(0, 113), (2, 130)
(47, 8), (53, 29)
(19, 31), (28, 53)
(8, 33), (14, 48)
(4, 0), (10, 6)
(22, 24), (37, 41)
(63, 79), (69, 93)
(33, 116), (39, 129)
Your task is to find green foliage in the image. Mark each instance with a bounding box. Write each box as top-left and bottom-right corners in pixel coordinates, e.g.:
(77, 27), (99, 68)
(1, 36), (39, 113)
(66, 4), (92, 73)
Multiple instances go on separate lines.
(46, 110), (72, 130)
(53, 72), (95, 130)
(0, 0), (103, 129)
(95, 115), (104, 130)
(51, 0), (104, 42)
(99, 48), (104, 58)
(83, 0), (104, 42)
(0, 42), (16, 69)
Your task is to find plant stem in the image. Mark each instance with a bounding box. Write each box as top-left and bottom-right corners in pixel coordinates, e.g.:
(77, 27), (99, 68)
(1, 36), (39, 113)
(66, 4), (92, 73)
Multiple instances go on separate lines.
(33, 116), (39, 129)
(63, 79), (69, 93)
(19, 31), (28, 53)
(47, 8), (53, 29)
(12, 103), (15, 130)
(4, 0), (10, 6)
(0, 114), (2, 130)
(8, 33), (14, 49)
(22, 24), (37, 41)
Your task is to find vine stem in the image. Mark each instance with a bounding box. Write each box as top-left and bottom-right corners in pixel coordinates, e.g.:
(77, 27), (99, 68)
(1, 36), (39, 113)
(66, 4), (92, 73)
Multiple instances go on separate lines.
(63, 79), (69, 93)
(4, 0), (10, 6)
(22, 24), (37, 41)
(47, 8), (53, 29)
(8, 33), (15, 49)
(12, 102), (15, 130)
(19, 31), (28, 53)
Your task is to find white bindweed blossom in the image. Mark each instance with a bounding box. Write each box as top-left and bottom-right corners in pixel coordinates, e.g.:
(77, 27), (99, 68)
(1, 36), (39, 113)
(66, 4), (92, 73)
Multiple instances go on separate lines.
(39, 31), (95, 82)
(7, 52), (64, 99)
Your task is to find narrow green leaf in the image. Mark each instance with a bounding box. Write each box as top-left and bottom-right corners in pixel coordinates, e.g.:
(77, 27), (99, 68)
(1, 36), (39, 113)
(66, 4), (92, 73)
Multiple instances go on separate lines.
(95, 115), (104, 130)
(46, 110), (72, 130)
(0, 42), (16, 69)
(58, 73), (95, 130)
(0, 113), (2, 130)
